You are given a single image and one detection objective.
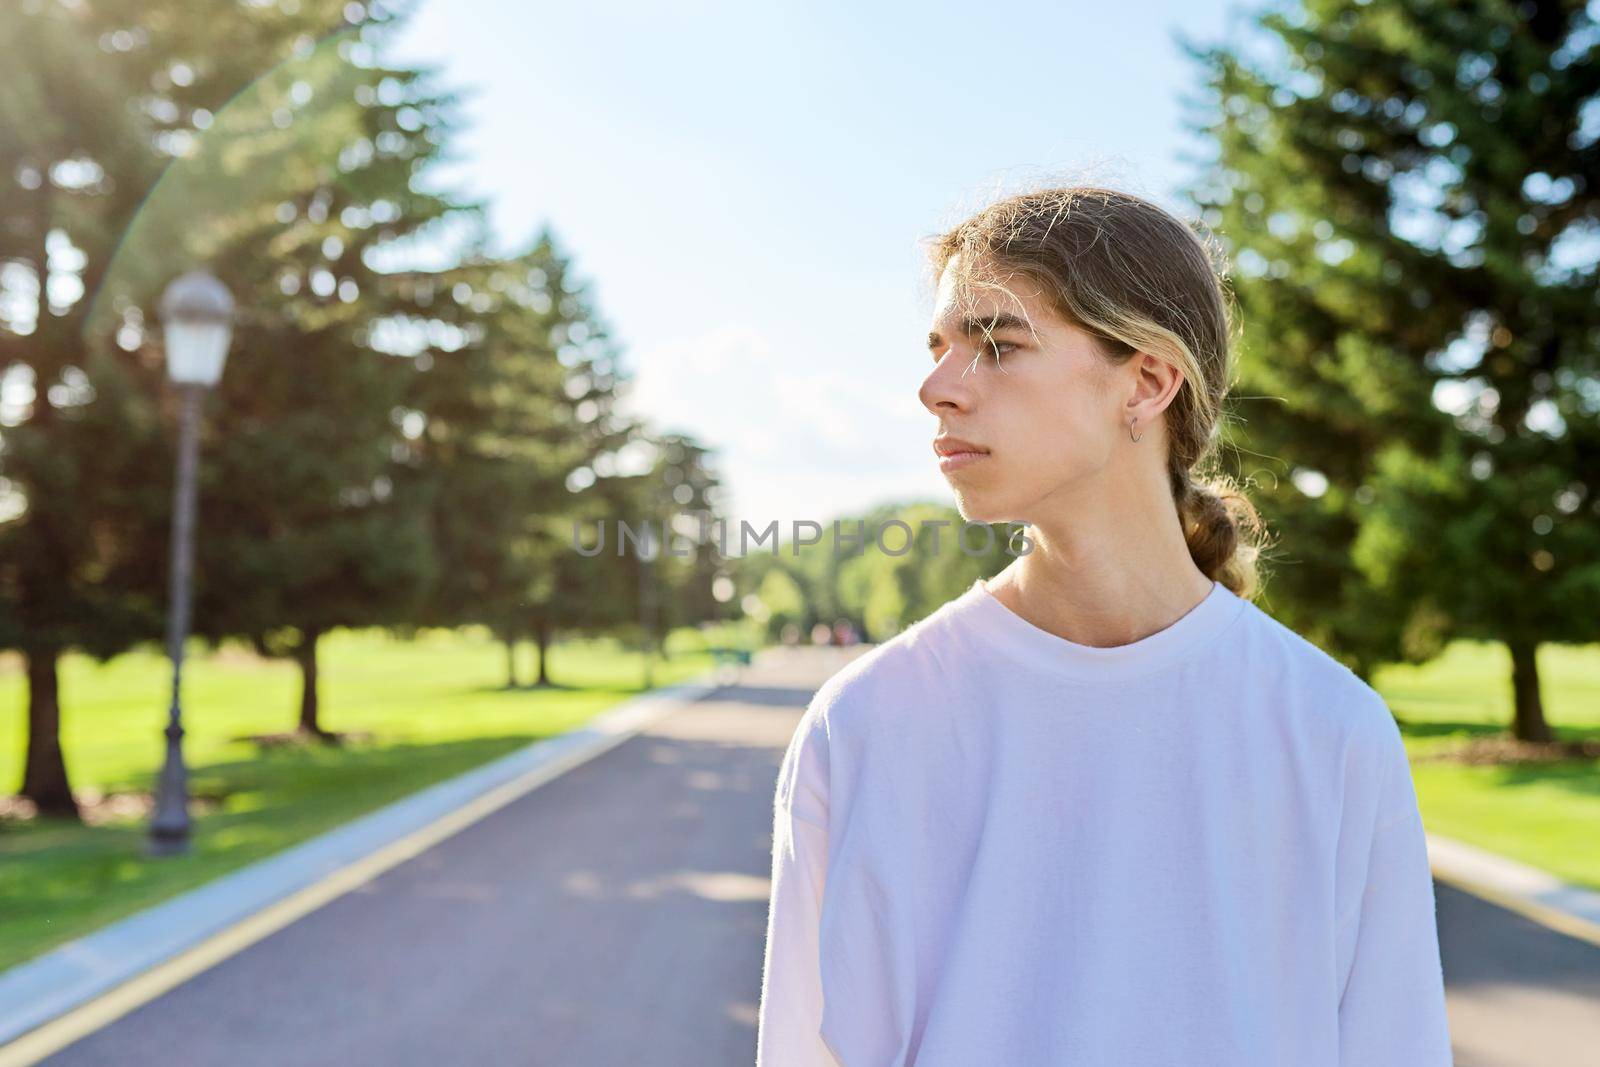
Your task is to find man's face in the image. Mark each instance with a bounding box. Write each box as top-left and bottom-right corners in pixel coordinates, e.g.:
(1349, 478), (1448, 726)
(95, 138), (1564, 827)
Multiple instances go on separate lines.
(920, 254), (1125, 526)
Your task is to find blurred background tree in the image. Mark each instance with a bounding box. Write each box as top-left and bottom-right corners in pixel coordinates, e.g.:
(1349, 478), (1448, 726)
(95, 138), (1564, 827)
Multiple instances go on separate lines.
(574, 431), (727, 689)
(401, 222), (640, 690)
(732, 505), (1021, 645)
(168, 4), (472, 739)
(506, 227), (658, 687)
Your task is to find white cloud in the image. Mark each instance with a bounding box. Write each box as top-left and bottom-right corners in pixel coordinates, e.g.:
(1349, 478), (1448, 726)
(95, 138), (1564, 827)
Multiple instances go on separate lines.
(619, 322), (948, 525)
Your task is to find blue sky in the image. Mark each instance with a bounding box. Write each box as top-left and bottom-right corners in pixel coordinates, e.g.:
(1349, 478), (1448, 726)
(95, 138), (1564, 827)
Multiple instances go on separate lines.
(386, 0), (1257, 530)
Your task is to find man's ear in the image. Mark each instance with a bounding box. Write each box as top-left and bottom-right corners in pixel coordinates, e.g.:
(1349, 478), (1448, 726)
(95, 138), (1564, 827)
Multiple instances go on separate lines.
(1128, 352), (1183, 421)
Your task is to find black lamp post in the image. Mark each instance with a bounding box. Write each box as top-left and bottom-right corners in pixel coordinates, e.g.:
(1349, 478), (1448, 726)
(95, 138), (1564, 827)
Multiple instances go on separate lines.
(147, 271), (234, 858)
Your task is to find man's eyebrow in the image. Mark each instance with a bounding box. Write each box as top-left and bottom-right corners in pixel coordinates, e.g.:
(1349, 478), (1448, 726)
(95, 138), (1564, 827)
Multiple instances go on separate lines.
(926, 312), (1033, 349)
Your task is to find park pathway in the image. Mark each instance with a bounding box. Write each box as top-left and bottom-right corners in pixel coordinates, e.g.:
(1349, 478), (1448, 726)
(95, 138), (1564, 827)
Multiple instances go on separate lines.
(34, 647), (1598, 1066)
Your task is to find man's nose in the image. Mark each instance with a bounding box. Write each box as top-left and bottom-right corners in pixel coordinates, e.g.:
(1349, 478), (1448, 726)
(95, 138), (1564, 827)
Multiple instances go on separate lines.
(919, 351), (978, 415)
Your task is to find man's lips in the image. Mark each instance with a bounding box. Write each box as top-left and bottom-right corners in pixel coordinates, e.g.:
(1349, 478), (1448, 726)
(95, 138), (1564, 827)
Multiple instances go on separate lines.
(932, 436), (990, 458)
(934, 436), (991, 473)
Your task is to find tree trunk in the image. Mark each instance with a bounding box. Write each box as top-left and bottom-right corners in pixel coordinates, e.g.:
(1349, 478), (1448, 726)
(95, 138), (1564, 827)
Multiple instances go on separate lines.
(533, 619), (551, 687)
(1508, 638), (1553, 743)
(295, 627), (327, 738)
(20, 646), (80, 820)
(504, 635), (520, 689)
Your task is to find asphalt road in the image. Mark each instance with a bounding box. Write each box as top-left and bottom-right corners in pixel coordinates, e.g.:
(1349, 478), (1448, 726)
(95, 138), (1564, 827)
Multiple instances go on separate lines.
(1437, 881), (1600, 1066)
(39, 646), (1600, 1066)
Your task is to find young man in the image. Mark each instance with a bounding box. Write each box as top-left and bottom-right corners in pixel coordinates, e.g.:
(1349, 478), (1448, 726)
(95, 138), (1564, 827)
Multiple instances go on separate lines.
(754, 186), (1453, 1066)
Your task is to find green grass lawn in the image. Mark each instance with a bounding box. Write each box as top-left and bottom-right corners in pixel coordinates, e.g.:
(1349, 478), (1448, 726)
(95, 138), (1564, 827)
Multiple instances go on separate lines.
(0, 626), (741, 972)
(1374, 639), (1600, 893)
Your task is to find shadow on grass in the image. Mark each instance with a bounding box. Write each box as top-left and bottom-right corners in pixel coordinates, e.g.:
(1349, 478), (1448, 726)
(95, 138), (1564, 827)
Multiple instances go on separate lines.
(234, 728), (377, 749)
(1483, 759), (1600, 799)
(1399, 719), (1600, 825)
(1398, 719), (1600, 744)
(0, 733), (554, 972)
(1399, 720), (1506, 740)
(468, 680), (589, 695)
(466, 679), (663, 696)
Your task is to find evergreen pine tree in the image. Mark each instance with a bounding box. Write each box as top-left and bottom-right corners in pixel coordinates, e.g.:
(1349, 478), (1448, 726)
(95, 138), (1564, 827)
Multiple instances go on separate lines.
(399, 222), (615, 688)
(1180, 0), (1600, 739)
(0, 0), (371, 812)
(514, 229), (671, 686)
(167, 2), (479, 737)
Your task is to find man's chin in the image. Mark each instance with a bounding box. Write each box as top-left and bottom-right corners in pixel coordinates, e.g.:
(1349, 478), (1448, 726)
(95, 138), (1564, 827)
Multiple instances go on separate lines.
(951, 494), (1010, 527)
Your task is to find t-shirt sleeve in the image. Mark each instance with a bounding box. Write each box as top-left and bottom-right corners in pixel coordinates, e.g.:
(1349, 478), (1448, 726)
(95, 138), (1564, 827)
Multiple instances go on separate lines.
(755, 708), (840, 1067)
(1337, 712), (1454, 1066)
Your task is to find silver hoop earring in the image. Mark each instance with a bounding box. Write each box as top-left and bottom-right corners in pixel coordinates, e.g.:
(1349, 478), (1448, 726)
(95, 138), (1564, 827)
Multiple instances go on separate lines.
(1129, 418), (1143, 443)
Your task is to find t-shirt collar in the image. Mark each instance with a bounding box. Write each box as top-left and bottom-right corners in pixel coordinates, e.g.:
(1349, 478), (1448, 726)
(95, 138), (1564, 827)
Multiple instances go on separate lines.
(961, 576), (1247, 680)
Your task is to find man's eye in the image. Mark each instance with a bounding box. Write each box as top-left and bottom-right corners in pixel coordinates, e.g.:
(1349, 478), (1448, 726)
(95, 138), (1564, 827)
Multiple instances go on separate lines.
(931, 341), (1017, 362)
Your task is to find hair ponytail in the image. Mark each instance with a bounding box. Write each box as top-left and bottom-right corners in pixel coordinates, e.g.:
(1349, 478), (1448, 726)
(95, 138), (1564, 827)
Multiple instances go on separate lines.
(1177, 473), (1265, 599)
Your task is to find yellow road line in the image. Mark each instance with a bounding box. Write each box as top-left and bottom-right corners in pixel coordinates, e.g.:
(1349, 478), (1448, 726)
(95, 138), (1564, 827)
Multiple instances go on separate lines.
(1430, 861), (1600, 950)
(0, 716), (658, 1067)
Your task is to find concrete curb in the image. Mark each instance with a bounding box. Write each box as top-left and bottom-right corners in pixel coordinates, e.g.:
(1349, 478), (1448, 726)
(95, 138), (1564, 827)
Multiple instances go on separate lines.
(1427, 831), (1600, 948)
(0, 655), (766, 1050)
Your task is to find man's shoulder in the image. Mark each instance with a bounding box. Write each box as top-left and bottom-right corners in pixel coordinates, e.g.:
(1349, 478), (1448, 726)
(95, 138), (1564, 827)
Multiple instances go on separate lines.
(807, 589), (976, 728)
(1235, 598), (1396, 737)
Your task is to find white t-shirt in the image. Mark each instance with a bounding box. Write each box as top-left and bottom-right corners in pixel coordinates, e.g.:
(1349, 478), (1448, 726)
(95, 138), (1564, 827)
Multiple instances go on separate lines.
(755, 576), (1453, 1066)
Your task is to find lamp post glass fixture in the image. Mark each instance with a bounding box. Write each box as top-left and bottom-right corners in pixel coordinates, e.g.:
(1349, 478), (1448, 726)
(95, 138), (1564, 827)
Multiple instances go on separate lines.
(147, 270), (234, 857)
